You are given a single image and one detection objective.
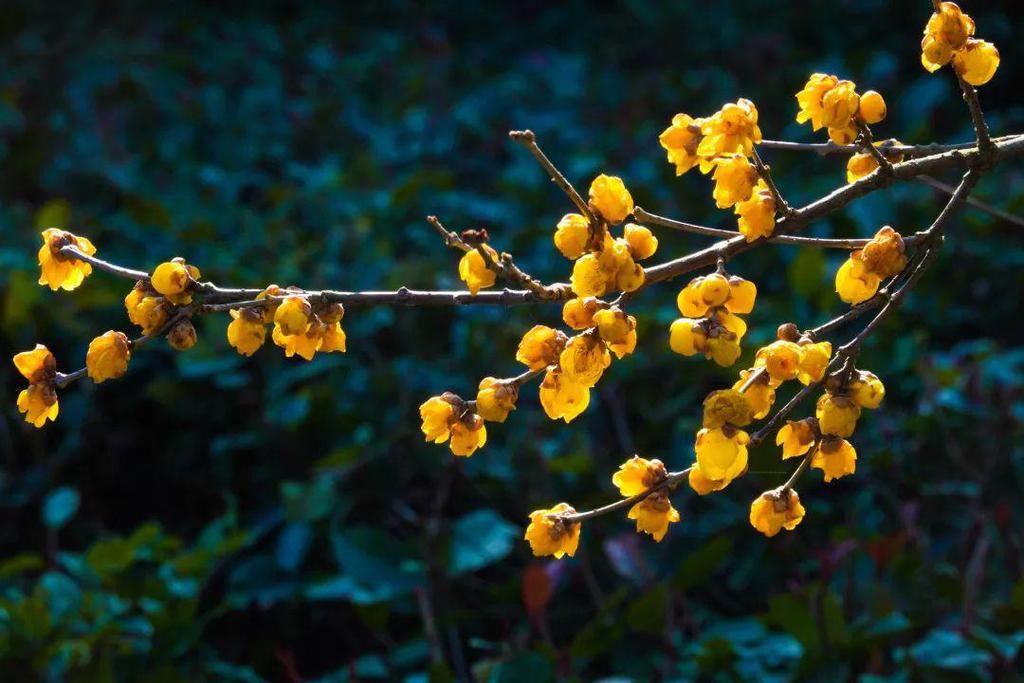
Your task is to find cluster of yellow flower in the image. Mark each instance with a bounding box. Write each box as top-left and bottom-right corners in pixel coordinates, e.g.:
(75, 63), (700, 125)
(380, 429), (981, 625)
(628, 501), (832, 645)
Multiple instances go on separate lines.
(795, 74), (887, 145)
(124, 257), (203, 351)
(564, 175), (657, 297)
(232, 289), (347, 361)
(835, 226), (908, 304)
(659, 99), (775, 241)
(668, 271), (756, 366)
(921, 2), (999, 85)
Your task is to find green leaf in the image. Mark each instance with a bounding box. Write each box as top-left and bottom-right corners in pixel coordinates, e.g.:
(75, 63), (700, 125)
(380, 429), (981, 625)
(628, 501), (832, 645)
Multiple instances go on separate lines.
(626, 583), (668, 636)
(671, 535), (733, 590)
(908, 628), (992, 680)
(447, 509), (518, 576)
(42, 486), (81, 529)
(87, 537), (137, 577)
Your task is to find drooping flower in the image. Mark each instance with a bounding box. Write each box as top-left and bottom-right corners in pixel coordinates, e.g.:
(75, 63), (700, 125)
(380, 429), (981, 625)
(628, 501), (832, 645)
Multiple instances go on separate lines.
(458, 244), (499, 295)
(815, 393), (861, 437)
(476, 377), (518, 423)
(37, 228), (96, 292)
(449, 413), (487, 457)
(810, 437), (857, 482)
(627, 491), (681, 542)
(694, 427), (749, 481)
(274, 296), (312, 336)
(749, 488), (806, 537)
(711, 154), (758, 209)
(857, 90), (887, 124)
(559, 333), (611, 388)
(538, 368), (590, 423)
(849, 370), (885, 409)
(754, 340), (803, 383)
(524, 503), (580, 559)
(795, 73), (840, 131)
(420, 395), (459, 443)
(796, 340), (832, 385)
(702, 389), (752, 429)
(227, 308), (268, 357)
(166, 319), (198, 352)
(735, 180), (776, 241)
(921, 1), (976, 73)
(562, 297), (604, 330)
(820, 79), (860, 131)
(86, 331), (131, 383)
(659, 113), (705, 176)
(952, 39), (1000, 86)
(17, 383), (59, 428)
(588, 174), (633, 224)
(733, 369), (776, 419)
(272, 320), (323, 360)
(515, 325), (568, 371)
(859, 226), (907, 278)
(14, 344), (57, 384)
(151, 258), (201, 305)
(687, 462), (732, 495)
(835, 255), (881, 304)
(612, 456), (668, 497)
(623, 223), (658, 260)
(669, 318), (707, 357)
(776, 418), (818, 459)
(554, 213), (591, 260)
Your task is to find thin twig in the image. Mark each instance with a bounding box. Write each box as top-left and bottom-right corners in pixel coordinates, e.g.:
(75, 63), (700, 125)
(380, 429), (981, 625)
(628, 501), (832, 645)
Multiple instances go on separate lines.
(957, 75), (994, 155)
(509, 129), (596, 224)
(916, 175), (1024, 229)
(756, 134), (1022, 157)
(557, 468), (692, 524)
(855, 121), (894, 176)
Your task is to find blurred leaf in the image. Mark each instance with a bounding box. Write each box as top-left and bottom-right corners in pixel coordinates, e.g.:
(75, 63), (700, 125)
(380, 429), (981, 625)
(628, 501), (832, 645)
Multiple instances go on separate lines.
(907, 628), (992, 680)
(42, 486), (80, 529)
(447, 509), (517, 576)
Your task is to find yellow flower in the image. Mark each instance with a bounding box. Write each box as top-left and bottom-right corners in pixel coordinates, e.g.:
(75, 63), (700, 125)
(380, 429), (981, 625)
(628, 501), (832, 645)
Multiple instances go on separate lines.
(476, 377), (518, 423)
(835, 256), (881, 304)
(458, 245), (499, 295)
(733, 369), (775, 419)
(449, 414), (487, 457)
(273, 296), (312, 336)
(588, 174), (633, 224)
(820, 80), (859, 130)
(688, 462), (732, 495)
(132, 296), (172, 336)
(797, 340), (832, 385)
(628, 491), (680, 542)
(14, 344), (57, 384)
(592, 307), (631, 344)
(37, 228), (96, 292)
(516, 325), (568, 371)
(669, 318), (707, 357)
(828, 123), (858, 146)
(811, 438), (857, 482)
(749, 488), (805, 537)
(272, 322), (323, 360)
(420, 395), (458, 443)
(570, 253), (607, 297)
(711, 154), (757, 209)
(17, 383), (59, 428)
(554, 213), (591, 260)
(776, 418), (818, 459)
(559, 333), (611, 388)
(697, 98), (762, 160)
(659, 113), (704, 176)
(166, 319), (197, 352)
(562, 297), (603, 330)
(726, 276), (757, 314)
(816, 393), (861, 437)
(706, 334), (742, 368)
(612, 456), (668, 497)
(860, 226), (907, 278)
(319, 322), (347, 353)
(921, 1), (975, 73)
(952, 39), (999, 86)
(538, 368), (590, 423)
(524, 503), (580, 559)
(623, 223), (658, 260)
(86, 331), (131, 383)
(227, 308), (267, 357)
(735, 181), (776, 241)
(612, 253), (645, 293)
(694, 427), (749, 481)
(699, 273), (731, 308)
(857, 90), (887, 124)
(754, 340), (803, 383)
(849, 370), (885, 409)
(676, 281), (708, 318)
(702, 389), (752, 429)
(151, 259), (201, 305)
(795, 73), (839, 131)
(846, 153), (878, 183)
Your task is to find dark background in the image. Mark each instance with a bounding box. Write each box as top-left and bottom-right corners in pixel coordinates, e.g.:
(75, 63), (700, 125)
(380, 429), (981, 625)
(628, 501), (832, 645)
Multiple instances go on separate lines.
(2, 1), (1024, 680)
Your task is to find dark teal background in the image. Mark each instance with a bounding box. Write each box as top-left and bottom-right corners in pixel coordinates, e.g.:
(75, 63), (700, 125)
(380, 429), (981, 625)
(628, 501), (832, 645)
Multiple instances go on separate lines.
(2, 1), (1024, 680)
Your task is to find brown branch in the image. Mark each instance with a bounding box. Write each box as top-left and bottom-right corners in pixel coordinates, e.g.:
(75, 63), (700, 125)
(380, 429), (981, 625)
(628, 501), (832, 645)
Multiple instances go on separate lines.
(509, 129), (596, 224)
(556, 468), (692, 524)
(855, 121), (894, 176)
(916, 175), (1024, 229)
(426, 215), (470, 252)
(633, 206), (927, 249)
(957, 75), (995, 155)
(757, 134), (1022, 157)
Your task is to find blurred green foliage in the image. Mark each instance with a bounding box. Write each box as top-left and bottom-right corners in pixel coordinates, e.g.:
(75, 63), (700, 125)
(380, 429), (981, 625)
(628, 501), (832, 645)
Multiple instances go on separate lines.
(2, 1), (1024, 680)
